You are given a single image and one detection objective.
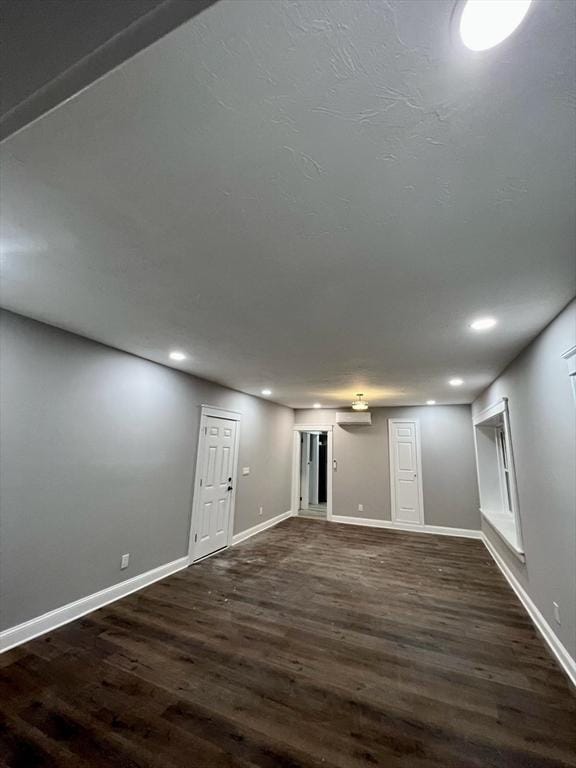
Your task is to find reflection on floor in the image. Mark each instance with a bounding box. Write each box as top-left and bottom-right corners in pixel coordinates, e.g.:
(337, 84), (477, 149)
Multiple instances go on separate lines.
(299, 503), (327, 520)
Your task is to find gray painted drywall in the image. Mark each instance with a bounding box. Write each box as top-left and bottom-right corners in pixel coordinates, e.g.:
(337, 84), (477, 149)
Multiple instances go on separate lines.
(0, 310), (293, 630)
(295, 406), (480, 529)
(472, 300), (576, 661)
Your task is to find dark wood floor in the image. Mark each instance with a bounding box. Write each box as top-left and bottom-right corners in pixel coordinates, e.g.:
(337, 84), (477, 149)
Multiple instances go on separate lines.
(1, 518), (575, 768)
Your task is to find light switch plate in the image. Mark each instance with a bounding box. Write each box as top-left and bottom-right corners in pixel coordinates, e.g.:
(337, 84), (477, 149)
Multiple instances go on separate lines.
(242, 467), (250, 476)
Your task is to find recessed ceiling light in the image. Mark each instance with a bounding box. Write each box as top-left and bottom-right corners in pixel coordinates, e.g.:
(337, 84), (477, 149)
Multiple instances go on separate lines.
(470, 316), (497, 331)
(313, 403), (322, 409)
(459, 0), (532, 52)
(261, 389), (272, 396)
(426, 400), (437, 405)
(169, 351), (186, 361)
(449, 378), (464, 386)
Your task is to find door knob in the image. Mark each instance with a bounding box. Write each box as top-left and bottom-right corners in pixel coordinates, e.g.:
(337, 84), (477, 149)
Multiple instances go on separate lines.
(227, 485), (233, 491)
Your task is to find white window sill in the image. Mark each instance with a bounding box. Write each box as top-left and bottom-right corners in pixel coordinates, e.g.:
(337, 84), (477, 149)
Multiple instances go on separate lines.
(481, 509), (525, 562)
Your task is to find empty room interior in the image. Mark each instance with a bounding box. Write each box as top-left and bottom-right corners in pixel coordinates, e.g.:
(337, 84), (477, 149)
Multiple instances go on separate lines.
(1, 1), (575, 766)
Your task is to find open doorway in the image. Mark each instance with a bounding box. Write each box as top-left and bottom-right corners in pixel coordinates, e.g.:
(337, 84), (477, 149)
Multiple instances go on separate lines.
(291, 425), (333, 521)
(299, 431), (328, 518)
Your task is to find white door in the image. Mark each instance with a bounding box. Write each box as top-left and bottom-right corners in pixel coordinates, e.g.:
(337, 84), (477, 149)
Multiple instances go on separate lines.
(389, 420), (424, 525)
(194, 416), (238, 559)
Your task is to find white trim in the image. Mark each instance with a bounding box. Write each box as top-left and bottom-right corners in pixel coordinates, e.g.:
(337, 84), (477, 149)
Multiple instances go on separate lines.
(200, 404), (242, 419)
(0, 557), (188, 654)
(388, 418), (425, 526)
(331, 515), (482, 539)
(561, 344), (576, 363)
(473, 397), (507, 426)
(291, 425), (333, 521)
(472, 398), (524, 556)
(481, 510), (525, 562)
(188, 405), (242, 563)
(232, 510), (293, 545)
(482, 533), (576, 688)
(292, 424), (334, 432)
(562, 345), (576, 402)
(300, 432), (311, 510)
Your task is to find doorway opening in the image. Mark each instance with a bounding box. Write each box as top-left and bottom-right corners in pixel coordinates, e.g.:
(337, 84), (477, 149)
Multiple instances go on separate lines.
(291, 425), (333, 521)
(299, 431), (328, 518)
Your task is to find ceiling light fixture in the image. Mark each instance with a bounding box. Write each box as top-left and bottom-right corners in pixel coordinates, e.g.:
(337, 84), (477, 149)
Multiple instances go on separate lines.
(261, 389), (272, 396)
(470, 316), (497, 331)
(426, 400), (437, 405)
(449, 378), (464, 387)
(169, 351), (186, 361)
(459, 0), (532, 52)
(351, 393), (369, 411)
(313, 403), (322, 409)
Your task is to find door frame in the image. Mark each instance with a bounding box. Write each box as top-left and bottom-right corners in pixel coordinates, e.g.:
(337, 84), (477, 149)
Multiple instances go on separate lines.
(309, 433), (320, 506)
(299, 432), (311, 510)
(188, 405), (242, 563)
(388, 418), (424, 525)
(291, 425), (333, 520)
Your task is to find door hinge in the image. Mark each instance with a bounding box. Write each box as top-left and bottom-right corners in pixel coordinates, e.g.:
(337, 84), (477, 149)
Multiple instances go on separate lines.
(204, 426), (207, 435)
(200, 478), (203, 487)
(195, 533), (198, 543)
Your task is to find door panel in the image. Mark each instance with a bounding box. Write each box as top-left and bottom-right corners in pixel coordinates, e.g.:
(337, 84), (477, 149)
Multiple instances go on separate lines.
(389, 420), (423, 525)
(397, 441), (415, 471)
(194, 416), (238, 559)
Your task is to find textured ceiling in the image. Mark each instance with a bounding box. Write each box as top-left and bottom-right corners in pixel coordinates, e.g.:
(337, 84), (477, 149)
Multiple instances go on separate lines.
(1, 0), (575, 407)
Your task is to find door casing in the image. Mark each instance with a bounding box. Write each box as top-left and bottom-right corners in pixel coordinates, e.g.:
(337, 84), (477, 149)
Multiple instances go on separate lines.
(291, 425), (333, 519)
(188, 405), (241, 563)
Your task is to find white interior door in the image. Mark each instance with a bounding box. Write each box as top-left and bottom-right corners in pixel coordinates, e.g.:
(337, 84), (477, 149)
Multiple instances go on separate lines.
(194, 415), (238, 559)
(389, 419), (424, 525)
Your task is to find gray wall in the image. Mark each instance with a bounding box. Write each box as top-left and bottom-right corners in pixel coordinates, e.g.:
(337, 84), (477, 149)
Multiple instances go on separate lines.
(0, 0), (217, 139)
(0, 311), (293, 630)
(472, 300), (576, 661)
(295, 406), (480, 529)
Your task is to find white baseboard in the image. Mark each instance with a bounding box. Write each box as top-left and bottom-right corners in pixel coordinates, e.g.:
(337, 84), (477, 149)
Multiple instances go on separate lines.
(0, 556), (189, 654)
(331, 515), (482, 540)
(232, 510), (293, 546)
(482, 533), (576, 688)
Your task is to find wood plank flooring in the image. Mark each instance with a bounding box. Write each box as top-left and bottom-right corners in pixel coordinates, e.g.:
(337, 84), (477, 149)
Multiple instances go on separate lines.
(1, 517), (575, 768)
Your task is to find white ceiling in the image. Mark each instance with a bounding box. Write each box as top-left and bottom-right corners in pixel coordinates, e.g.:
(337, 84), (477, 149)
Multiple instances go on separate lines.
(1, 0), (575, 408)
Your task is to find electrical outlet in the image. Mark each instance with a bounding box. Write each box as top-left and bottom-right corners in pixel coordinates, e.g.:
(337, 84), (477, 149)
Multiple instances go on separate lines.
(358, 503), (364, 512)
(259, 506), (263, 516)
(553, 601), (561, 625)
(121, 553), (130, 570)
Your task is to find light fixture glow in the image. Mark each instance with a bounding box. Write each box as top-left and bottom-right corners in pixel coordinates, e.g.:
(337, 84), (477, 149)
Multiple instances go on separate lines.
(449, 378), (464, 387)
(169, 351), (186, 361)
(313, 403), (322, 409)
(459, 0), (532, 52)
(351, 393), (369, 411)
(426, 400), (437, 405)
(470, 316), (497, 331)
(261, 389), (272, 396)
